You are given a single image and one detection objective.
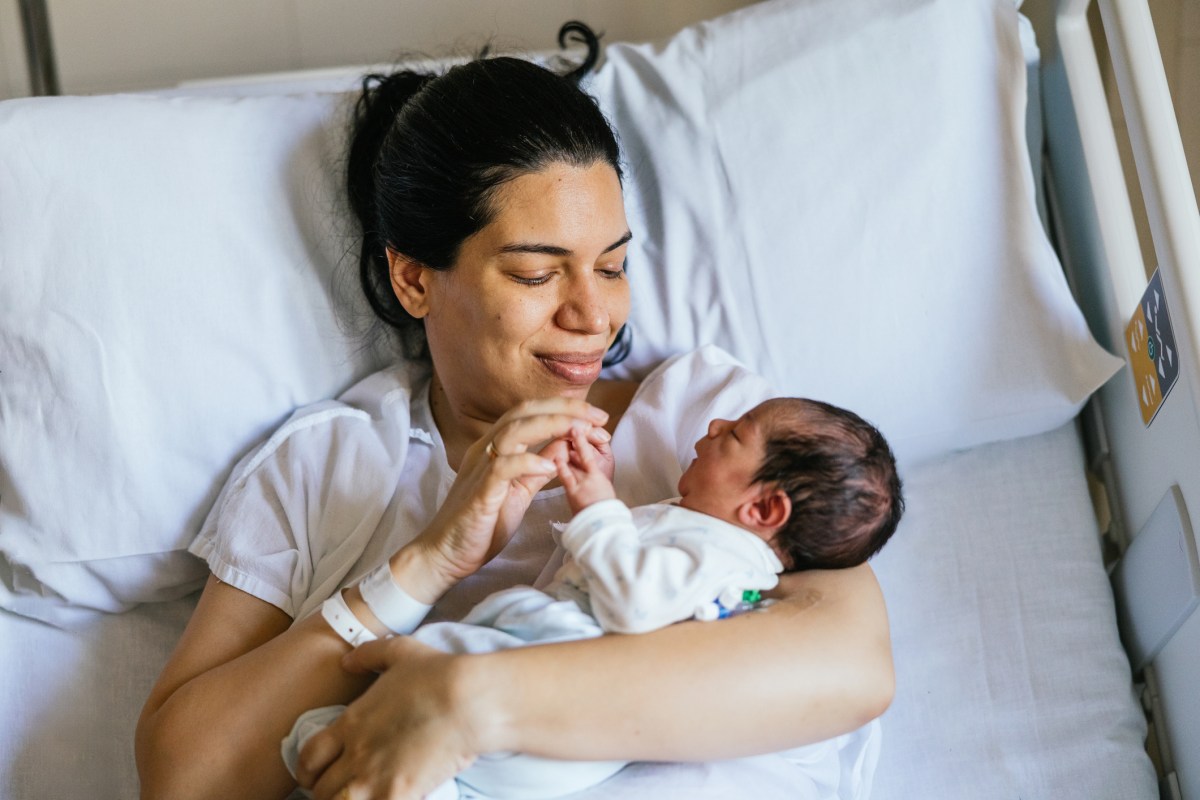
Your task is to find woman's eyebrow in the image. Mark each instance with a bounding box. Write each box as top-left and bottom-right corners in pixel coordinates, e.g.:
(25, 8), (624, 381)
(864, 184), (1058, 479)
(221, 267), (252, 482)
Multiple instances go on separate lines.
(603, 231), (634, 253)
(498, 231), (633, 257)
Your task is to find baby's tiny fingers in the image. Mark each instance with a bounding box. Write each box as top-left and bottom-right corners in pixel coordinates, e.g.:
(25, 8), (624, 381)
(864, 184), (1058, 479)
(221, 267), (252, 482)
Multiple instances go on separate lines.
(571, 428), (598, 465)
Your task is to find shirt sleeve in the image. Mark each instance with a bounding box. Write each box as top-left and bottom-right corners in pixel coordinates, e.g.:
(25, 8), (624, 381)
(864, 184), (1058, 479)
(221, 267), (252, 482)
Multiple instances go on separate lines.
(188, 372), (416, 618)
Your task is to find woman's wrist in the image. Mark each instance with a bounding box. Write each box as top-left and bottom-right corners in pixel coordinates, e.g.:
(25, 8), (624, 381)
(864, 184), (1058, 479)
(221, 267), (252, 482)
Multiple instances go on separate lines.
(388, 541), (454, 605)
(455, 651), (519, 755)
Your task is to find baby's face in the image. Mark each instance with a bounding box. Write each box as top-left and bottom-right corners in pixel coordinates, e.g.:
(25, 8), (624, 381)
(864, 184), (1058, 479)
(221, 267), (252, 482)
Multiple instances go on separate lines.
(676, 402), (772, 525)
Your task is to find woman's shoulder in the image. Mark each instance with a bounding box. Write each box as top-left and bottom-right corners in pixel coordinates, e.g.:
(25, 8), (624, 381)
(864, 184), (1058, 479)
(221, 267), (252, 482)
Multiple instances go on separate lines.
(587, 379), (639, 434)
(232, 361), (432, 485)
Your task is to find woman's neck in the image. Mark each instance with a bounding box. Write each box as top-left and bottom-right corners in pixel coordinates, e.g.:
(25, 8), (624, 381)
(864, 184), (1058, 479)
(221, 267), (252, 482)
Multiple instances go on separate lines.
(427, 374), (489, 472)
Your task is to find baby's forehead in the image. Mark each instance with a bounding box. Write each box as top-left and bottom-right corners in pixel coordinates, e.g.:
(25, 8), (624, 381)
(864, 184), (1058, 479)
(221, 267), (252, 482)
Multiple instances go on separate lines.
(749, 397), (817, 432)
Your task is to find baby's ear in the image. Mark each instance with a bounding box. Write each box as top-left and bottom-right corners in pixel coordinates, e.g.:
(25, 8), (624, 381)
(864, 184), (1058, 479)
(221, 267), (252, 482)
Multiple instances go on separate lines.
(740, 486), (790, 533)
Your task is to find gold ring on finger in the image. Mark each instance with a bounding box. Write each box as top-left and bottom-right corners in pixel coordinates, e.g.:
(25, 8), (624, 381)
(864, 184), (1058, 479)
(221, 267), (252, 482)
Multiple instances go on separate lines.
(486, 441), (500, 460)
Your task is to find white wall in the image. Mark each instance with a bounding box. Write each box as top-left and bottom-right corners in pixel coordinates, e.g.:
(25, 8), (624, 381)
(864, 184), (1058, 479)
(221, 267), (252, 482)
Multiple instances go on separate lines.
(7, 0), (1198, 216)
(0, 1), (31, 98)
(5, 0), (754, 97)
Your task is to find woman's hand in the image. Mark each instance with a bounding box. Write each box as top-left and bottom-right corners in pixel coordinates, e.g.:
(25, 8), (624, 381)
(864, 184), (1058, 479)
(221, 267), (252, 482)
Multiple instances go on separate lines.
(407, 398), (610, 601)
(296, 637), (492, 800)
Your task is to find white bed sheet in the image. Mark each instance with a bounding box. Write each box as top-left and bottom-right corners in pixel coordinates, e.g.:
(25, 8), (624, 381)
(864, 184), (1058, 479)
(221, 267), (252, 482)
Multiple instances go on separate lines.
(0, 423), (1154, 799)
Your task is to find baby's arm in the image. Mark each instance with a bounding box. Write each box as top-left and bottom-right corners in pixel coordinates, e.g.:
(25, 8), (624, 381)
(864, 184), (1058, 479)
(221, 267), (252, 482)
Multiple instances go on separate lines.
(555, 427), (616, 513)
(560, 505), (777, 635)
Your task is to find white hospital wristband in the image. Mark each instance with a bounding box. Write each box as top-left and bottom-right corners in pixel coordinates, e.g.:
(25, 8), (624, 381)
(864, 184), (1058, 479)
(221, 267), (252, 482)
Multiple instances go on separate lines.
(359, 562), (433, 635)
(321, 590), (378, 647)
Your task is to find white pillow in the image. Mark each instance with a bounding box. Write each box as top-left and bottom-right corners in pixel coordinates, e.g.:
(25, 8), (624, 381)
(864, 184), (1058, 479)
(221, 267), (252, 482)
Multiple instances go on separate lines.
(0, 92), (386, 623)
(0, 0), (1118, 622)
(594, 0), (1120, 463)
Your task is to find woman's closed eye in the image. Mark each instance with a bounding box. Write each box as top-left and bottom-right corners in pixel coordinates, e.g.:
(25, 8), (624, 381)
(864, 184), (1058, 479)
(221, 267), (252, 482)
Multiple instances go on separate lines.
(509, 264), (624, 286)
(509, 271), (554, 286)
(597, 263), (626, 280)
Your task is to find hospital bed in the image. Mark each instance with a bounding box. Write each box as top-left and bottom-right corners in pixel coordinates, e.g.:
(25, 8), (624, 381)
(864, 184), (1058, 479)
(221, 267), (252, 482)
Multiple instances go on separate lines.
(0, 0), (1195, 797)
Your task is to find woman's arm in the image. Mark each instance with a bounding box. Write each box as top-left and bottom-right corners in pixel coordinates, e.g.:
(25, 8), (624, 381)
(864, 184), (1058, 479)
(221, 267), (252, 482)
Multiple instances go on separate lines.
(482, 563), (893, 759)
(135, 576), (376, 799)
(297, 562), (893, 799)
(137, 398), (609, 799)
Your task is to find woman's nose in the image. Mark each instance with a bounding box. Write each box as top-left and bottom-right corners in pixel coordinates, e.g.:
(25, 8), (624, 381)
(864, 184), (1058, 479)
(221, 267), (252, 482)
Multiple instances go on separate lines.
(556, 273), (609, 334)
(708, 418), (730, 438)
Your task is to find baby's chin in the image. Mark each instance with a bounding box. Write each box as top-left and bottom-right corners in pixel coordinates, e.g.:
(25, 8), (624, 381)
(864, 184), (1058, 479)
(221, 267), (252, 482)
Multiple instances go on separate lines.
(676, 461), (696, 498)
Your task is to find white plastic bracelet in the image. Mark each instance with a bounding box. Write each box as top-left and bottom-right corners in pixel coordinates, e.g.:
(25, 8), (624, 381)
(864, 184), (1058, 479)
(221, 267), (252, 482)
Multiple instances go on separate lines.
(321, 590), (378, 647)
(359, 561), (433, 635)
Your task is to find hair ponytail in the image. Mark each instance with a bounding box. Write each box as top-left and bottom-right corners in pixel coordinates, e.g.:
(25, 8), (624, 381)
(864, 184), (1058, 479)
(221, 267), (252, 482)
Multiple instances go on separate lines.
(558, 21), (601, 84)
(348, 71), (435, 337)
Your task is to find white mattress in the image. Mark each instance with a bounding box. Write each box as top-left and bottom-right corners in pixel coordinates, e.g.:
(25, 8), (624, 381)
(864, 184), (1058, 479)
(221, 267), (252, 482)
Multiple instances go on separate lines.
(0, 423), (1155, 798)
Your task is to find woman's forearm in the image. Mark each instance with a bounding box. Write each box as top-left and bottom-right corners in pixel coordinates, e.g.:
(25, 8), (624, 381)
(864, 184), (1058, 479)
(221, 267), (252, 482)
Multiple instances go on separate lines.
(136, 582), (375, 800)
(469, 563), (893, 762)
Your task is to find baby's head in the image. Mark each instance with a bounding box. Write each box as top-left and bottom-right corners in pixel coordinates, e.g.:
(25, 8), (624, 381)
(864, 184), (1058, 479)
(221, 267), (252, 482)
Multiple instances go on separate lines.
(677, 398), (903, 571)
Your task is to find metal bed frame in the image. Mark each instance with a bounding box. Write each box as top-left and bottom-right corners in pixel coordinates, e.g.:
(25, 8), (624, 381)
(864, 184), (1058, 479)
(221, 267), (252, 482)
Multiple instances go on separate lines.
(1035, 0), (1200, 796)
(17, 0), (57, 95)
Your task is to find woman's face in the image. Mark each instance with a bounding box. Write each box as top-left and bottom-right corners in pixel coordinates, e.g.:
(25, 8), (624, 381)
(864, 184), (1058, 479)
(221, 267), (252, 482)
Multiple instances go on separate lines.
(418, 161), (631, 425)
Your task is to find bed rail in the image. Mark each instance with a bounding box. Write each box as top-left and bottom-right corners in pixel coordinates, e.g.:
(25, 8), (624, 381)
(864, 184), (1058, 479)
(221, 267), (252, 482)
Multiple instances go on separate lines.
(1056, 0), (1200, 353)
(1046, 1), (1200, 797)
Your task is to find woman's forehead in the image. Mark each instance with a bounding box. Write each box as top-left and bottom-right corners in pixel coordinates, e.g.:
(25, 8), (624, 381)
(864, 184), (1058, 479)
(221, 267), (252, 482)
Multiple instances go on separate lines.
(482, 163), (628, 250)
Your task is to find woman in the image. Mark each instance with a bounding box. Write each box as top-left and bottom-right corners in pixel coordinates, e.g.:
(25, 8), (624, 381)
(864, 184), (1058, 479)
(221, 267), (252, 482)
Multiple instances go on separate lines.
(135, 43), (893, 800)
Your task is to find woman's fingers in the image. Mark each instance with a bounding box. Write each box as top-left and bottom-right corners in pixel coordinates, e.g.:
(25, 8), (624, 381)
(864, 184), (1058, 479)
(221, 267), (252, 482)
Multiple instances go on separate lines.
(308, 754), (354, 800)
(470, 453), (558, 509)
(341, 635), (437, 676)
(488, 415), (596, 458)
(499, 396), (609, 427)
(296, 723), (345, 792)
(585, 425), (612, 446)
(415, 403), (606, 588)
(307, 640), (480, 800)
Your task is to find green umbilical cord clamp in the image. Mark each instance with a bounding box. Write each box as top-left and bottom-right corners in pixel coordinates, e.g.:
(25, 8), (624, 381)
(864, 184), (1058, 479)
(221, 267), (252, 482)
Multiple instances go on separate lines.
(742, 590), (762, 604)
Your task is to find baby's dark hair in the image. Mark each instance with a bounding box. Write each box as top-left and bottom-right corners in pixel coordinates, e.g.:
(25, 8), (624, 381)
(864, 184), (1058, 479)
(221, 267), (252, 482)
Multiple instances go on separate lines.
(754, 398), (903, 571)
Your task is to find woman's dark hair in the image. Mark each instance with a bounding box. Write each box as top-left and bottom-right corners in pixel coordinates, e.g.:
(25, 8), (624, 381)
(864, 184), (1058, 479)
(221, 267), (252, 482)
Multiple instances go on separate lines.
(755, 399), (905, 572)
(347, 22), (629, 363)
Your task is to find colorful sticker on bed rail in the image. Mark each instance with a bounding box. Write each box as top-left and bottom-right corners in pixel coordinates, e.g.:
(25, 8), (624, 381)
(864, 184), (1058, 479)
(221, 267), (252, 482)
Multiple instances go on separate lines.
(1126, 269), (1179, 426)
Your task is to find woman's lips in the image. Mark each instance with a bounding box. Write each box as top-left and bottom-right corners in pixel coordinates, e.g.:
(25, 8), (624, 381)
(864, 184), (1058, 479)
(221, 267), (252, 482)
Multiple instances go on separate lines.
(537, 352), (605, 385)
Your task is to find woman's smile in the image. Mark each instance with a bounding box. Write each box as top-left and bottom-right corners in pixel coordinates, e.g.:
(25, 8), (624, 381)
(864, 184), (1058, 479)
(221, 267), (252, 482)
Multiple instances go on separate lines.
(418, 161), (631, 432)
(536, 350), (607, 385)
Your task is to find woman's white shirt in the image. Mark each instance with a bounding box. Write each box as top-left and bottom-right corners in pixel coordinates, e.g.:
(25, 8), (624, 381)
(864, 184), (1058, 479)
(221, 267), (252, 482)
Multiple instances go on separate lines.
(188, 345), (774, 624)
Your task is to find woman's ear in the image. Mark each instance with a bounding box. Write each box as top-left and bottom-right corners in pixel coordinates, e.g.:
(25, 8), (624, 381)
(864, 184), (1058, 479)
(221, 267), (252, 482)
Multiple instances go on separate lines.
(387, 249), (432, 318)
(738, 487), (791, 534)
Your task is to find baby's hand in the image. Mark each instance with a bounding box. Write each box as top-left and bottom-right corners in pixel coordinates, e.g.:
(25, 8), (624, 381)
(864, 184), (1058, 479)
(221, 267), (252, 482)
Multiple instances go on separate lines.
(555, 426), (616, 514)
